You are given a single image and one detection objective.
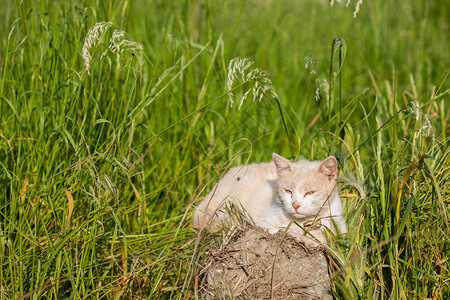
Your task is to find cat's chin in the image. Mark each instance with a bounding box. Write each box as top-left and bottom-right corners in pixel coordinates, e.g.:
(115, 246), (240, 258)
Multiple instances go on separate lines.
(287, 211), (307, 219)
(289, 211), (316, 220)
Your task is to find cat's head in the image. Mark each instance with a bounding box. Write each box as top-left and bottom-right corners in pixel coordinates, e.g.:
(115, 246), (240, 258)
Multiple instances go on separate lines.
(272, 153), (338, 218)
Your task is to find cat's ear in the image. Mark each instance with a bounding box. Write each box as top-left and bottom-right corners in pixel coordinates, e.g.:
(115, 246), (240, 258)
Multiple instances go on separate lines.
(273, 153), (292, 175)
(319, 156), (338, 181)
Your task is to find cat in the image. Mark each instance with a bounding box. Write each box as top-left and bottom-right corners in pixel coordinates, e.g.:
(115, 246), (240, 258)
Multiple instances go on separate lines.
(192, 153), (347, 246)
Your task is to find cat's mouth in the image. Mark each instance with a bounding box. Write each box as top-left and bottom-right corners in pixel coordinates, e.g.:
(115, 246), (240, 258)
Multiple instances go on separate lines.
(292, 209), (316, 218)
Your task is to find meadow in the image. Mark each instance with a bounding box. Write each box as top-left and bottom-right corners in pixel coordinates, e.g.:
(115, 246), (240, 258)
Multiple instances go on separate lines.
(0, 0), (449, 298)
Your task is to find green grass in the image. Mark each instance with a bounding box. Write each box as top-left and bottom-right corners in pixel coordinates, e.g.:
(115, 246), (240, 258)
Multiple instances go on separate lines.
(0, 0), (448, 298)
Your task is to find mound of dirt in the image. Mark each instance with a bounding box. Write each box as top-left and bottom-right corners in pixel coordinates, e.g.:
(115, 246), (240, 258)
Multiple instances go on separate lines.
(199, 226), (333, 299)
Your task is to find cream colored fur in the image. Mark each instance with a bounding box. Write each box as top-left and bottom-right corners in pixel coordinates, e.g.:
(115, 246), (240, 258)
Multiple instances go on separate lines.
(193, 153), (346, 245)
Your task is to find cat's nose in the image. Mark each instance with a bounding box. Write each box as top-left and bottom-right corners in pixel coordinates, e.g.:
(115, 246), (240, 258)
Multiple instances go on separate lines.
(292, 202), (300, 211)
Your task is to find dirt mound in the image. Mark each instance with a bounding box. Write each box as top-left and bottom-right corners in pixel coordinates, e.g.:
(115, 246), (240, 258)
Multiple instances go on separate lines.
(199, 226), (333, 299)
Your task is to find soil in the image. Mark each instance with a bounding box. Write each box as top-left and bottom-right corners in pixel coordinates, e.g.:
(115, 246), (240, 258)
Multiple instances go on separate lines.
(198, 225), (333, 299)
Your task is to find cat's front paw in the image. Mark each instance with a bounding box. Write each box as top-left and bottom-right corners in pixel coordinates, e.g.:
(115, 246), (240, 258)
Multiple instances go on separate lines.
(256, 222), (283, 235)
(267, 227), (280, 235)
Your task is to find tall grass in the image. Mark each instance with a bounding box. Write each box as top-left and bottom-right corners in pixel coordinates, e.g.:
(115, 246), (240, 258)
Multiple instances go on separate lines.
(0, 0), (448, 299)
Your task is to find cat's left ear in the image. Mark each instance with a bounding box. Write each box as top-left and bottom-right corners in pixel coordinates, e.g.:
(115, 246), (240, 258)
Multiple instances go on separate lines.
(319, 156), (338, 181)
(273, 153), (292, 175)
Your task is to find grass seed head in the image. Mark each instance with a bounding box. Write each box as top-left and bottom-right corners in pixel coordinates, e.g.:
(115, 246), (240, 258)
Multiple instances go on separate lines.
(329, 0), (363, 18)
(321, 78), (330, 102)
(330, 0), (342, 7)
(314, 87), (321, 101)
(304, 54), (318, 75)
(407, 100), (432, 136)
(82, 22), (113, 74)
(353, 0), (363, 18)
(227, 57), (278, 109)
(101, 30), (143, 66)
(82, 23), (143, 74)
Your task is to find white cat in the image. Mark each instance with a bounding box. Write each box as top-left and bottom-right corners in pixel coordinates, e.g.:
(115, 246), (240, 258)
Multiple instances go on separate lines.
(193, 153), (347, 246)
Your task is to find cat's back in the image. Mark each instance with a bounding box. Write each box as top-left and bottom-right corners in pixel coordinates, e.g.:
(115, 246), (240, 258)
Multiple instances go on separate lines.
(218, 161), (276, 187)
(193, 160), (277, 229)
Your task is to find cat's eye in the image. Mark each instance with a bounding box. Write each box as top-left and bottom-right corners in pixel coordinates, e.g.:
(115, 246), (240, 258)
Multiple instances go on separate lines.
(284, 189), (293, 197)
(304, 191), (316, 196)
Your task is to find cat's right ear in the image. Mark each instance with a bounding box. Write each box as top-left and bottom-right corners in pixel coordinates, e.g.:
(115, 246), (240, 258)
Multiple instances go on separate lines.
(273, 153), (292, 175)
(319, 156), (338, 181)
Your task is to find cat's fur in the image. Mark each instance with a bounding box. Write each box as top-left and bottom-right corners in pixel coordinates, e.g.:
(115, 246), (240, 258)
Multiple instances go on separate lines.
(193, 153), (347, 245)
